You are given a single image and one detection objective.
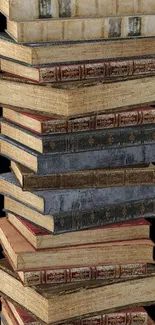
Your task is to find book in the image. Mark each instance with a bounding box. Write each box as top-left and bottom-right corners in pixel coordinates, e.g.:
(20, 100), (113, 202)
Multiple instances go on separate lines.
(2, 172), (155, 215)
(2, 57), (155, 84)
(3, 107), (155, 135)
(2, 32), (155, 66)
(3, 74), (155, 118)
(6, 15), (155, 43)
(7, 213), (151, 249)
(17, 262), (153, 287)
(1, 218), (154, 270)
(11, 161), (155, 191)
(3, 120), (155, 154)
(1, 298), (150, 325)
(2, 135), (155, 175)
(4, 195), (155, 233)
(1, 0), (155, 21)
(1, 259), (155, 324)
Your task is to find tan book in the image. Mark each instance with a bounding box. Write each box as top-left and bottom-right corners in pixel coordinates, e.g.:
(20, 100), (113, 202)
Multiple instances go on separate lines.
(1, 0), (155, 21)
(1, 217), (154, 271)
(1, 258), (155, 324)
(6, 15), (155, 43)
(2, 33), (155, 66)
(2, 74), (155, 118)
(7, 212), (151, 249)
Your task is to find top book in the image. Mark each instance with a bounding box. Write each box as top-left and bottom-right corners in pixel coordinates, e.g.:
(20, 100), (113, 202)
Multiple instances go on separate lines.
(1, 0), (155, 21)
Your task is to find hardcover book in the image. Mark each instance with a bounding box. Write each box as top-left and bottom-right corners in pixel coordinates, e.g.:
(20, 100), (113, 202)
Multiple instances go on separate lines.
(11, 161), (155, 191)
(4, 195), (155, 233)
(8, 213), (151, 249)
(2, 135), (155, 174)
(1, 297), (150, 325)
(1, 0), (155, 21)
(1, 259), (155, 324)
(2, 74), (155, 118)
(3, 107), (155, 135)
(2, 57), (155, 84)
(3, 120), (155, 154)
(6, 15), (155, 43)
(2, 172), (155, 215)
(1, 218), (154, 270)
(2, 32), (155, 66)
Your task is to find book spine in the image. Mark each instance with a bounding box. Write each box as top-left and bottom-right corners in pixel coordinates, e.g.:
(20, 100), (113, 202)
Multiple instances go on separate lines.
(53, 199), (155, 233)
(41, 107), (155, 134)
(21, 263), (147, 286)
(23, 166), (155, 190)
(42, 125), (155, 153)
(39, 58), (155, 84)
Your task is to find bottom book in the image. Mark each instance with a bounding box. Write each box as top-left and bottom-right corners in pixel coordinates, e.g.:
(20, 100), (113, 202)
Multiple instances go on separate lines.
(1, 297), (150, 325)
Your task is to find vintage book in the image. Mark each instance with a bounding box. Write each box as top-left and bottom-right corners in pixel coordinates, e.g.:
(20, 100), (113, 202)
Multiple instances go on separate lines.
(11, 161), (155, 191)
(3, 120), (155, 154)
(2, 172), (155, 215)
(1, 0), (155, 21)
(17, 263), (152, 287)
(6, 15), (155, 43)
(3, 33), (155, 66)
(1, 259), (155, 324)
(2, 135), (155, 174)
(3, 74), (155, 118)
(3, 107), (155, 135)
(7, 213), (151, 249)
(1, 298), (150, 325)
(2, 57), (155, 84)
(1, 218), (154, 270)
(4, 195), (155, 233)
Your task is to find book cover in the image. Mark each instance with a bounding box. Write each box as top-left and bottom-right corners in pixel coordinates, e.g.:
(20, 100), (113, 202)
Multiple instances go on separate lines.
(3, 106), (155, 135)
(2, 135), (155, 174)
(11, 162), (155, 191)
(3, 120), (155, 154)
(2, 172), (155, 215)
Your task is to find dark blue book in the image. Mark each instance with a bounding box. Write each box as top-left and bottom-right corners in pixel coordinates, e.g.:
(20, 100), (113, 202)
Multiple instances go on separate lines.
(1, 134), (155, 174)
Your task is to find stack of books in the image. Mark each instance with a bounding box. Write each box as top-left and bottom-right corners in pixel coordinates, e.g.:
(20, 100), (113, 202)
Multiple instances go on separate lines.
(1, 0), (155, 324)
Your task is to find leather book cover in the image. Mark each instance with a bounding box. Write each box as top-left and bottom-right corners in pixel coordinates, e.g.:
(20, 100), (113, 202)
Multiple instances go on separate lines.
(2, 135), (155, 174)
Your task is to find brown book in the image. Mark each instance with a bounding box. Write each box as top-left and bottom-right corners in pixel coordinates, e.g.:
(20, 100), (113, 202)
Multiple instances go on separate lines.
(1, 258), (155, 324)
(3, 106), (155, 135)
(7, 212), (151, 249)
(2, 73), (155, 118)
(6, 15), (155, 44)
(1, 217), (154, 271)
(10, 161), (155, 191)
(1, 297), (150, 325)
(2, 57), (155, 84)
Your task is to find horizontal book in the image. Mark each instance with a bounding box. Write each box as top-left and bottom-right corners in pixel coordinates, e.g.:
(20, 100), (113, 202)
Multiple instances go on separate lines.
(3, 74), (155, 118)
(3, 120), (155, 154)
(11, 161), (155, 191)
(3, 172), (155, 215)
(2, 33), (155, 66)
(2, 57), (155, 84)
(8, 212), (151, 249)
(1, 298), (150, 325)
(1, 218), (154, 270)
(1, 259), (155, 324)
(3, 106), (155, 135)
(3, 77), (155, 122)
(4, 194), (155, 233)
(1, 0), (155, 21)
(2, 135), (155, 174)
(6, 15), (155, 43)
